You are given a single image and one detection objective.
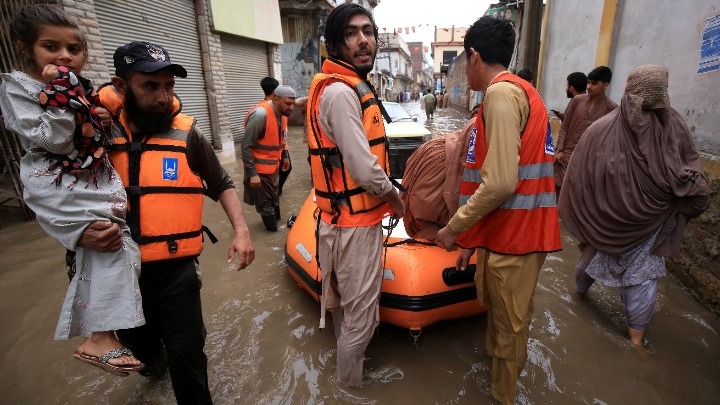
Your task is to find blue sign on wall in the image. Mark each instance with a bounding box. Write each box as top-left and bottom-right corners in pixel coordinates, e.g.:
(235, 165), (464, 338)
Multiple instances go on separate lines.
(698, 15), (720, 74)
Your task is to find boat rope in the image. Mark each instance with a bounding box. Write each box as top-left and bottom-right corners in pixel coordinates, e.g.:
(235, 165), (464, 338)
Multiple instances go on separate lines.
(410, 328), (422, 349)
(384, 238), (435, 247)
(381, 216), (399, 280)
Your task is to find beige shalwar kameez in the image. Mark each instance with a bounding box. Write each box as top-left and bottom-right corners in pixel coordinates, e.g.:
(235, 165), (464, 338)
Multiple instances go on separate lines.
(315, 82), (395, 385)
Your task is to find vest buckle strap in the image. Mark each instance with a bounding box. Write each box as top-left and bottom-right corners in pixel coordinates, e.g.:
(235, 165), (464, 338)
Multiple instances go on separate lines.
(126, 186), (142, 196)
(168, 240), (178, 254)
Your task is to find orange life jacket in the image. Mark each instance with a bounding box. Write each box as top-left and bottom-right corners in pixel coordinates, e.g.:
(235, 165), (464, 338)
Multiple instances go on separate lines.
(307, 58), (391, 227)
(99, 85), (207, 262)
(456, 73), (561, 255)
(244, 100), (288, 175)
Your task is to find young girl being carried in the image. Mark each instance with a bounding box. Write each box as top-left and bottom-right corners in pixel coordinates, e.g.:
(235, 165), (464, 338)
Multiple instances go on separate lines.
(0, 4), (145, 376)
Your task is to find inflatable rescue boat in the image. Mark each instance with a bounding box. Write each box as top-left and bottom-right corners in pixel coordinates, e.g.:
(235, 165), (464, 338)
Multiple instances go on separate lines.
(285, 191), (486, 332)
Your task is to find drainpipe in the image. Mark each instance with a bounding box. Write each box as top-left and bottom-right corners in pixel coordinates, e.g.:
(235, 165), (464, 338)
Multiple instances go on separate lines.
(595, 0), (618, 67)
(195, 0), (223, 149)
(536, 0), (552, 93)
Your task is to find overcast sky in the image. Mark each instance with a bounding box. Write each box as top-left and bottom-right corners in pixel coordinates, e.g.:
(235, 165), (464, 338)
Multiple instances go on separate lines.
(373, 0), (495, 46)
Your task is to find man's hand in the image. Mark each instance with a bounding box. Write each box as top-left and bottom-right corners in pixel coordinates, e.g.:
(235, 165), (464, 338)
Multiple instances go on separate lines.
(455, 248), (474, 271)
(390, 197), (405, 220)
(249, 175), (261, 188)
(218, 188), (256, 271)
(227, 232), (255, 271)
(281, 156), (291, 172)
(78, 221), (123, 252)
(41, 64), (59, 82)
(554, 151), (564, 163)
(95, 107), (112, 127)
(435, 224), (459, 251)
(382, 189), (405, 220)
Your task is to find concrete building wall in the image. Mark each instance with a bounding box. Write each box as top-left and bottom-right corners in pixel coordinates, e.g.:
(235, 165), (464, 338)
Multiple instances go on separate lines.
(444, 52), (473, 110)
(280, 42), (314, 97)
(609, 0), (720, 155)
(538, 0), (605, 114)
(540, 0), (720, 156)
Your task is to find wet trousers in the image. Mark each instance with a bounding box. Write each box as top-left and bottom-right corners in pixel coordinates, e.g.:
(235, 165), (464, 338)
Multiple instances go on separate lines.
(243, 171), (279, 217)
(474, 249), (546, 405)
(279, 156), (291, 195)
(118, 258), (212, 405)
(576, 263), (659, 330)
(317, 221), (383, 385)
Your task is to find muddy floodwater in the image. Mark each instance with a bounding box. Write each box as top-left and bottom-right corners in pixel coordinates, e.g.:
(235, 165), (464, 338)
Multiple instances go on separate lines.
(1, 102), (719, 404)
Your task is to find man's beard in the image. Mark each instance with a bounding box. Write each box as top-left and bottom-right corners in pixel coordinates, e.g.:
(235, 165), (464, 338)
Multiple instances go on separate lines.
(357, 64), (374, 76)
(356, 55), (375, 76)
(123, 89), (174, 134)
(566, 90), (573, 99)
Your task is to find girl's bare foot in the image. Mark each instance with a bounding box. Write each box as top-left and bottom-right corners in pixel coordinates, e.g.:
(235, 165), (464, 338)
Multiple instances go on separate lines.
(628, 327), (645, 347)
(77, 332), (142, 367)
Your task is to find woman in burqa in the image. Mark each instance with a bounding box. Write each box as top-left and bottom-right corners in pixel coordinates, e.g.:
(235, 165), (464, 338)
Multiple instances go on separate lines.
(558, 65), (710, 346)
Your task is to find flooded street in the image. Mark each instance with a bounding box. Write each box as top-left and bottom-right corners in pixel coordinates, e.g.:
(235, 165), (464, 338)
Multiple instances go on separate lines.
(1, 101), (719, 404)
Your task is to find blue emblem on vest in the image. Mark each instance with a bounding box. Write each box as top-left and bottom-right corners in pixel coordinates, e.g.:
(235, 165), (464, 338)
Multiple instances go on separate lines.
(466, 127), (477, 164)
(544, 120), (555, 155)
(163, 157), (178, 180)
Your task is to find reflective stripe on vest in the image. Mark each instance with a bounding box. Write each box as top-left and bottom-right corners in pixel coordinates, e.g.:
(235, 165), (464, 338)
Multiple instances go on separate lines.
(459, 161), (555, 208)
(99, 85), (206, 262)
(306, 58), (391, 227)
(455, 73), (561, 255)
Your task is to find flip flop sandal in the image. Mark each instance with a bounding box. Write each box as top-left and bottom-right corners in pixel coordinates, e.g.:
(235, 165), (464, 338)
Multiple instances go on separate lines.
(73, 347), (145, 377)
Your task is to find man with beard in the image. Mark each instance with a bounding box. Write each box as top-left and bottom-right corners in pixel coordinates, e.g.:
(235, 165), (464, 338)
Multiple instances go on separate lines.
(551, 71), (587, 121)
(242, 84), (295, 232)
(81, 41), (255, 404)
(258, 77), (292, 195)
(553, 66), (617, 196)
(306, 3), (404, 386)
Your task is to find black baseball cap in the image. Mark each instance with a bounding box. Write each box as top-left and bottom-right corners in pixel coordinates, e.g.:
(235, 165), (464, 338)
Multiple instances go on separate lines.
(113, 41), (187, 78)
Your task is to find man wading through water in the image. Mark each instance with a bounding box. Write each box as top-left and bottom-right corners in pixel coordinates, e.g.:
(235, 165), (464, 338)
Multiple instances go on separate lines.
(306, 2), (404, 386)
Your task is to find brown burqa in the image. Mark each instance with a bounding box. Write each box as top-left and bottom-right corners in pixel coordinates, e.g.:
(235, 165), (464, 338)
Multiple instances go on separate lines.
(558, 65), (710, 257)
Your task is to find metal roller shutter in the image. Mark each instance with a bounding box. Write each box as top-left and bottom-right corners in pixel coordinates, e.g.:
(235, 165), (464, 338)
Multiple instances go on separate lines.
(220, 35), (270, 143)
(94, 0), (213, 141)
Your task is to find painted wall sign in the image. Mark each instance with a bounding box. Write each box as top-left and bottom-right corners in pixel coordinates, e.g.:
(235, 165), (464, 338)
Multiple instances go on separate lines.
(698, 15), (720, 74)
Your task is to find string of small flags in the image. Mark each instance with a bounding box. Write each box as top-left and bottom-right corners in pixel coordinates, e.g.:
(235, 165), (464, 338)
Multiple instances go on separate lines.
(381, 24), (461, 36)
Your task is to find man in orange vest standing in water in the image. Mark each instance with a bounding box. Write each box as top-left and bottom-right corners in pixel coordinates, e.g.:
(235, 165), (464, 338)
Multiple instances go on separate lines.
(242, 84), (295, 231)
(306, 3), (405, 386)
(86, 40), (255, 404)
(435, 16), (561, 405)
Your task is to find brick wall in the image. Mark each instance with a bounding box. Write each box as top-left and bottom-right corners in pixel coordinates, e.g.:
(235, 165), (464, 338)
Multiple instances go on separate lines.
(61, 0), (110, 87)
(196, 0), (233, 154)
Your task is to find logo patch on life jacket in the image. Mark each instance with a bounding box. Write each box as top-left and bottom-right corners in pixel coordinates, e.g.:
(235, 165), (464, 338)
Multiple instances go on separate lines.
(544, 120), (555, 156)
(163, 157), (178, 180)
(466, 127), (477, 164)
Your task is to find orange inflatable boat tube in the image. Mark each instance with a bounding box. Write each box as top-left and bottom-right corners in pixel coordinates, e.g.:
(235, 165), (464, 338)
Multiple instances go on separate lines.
(285, 191), (486, 332)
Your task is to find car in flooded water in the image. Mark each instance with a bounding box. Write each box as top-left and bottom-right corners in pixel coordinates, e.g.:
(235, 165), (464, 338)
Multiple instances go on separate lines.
(382, 101), (432, 179)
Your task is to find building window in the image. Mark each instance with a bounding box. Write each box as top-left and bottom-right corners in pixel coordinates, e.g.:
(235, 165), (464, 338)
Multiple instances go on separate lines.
(442, 51), (457, 65)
